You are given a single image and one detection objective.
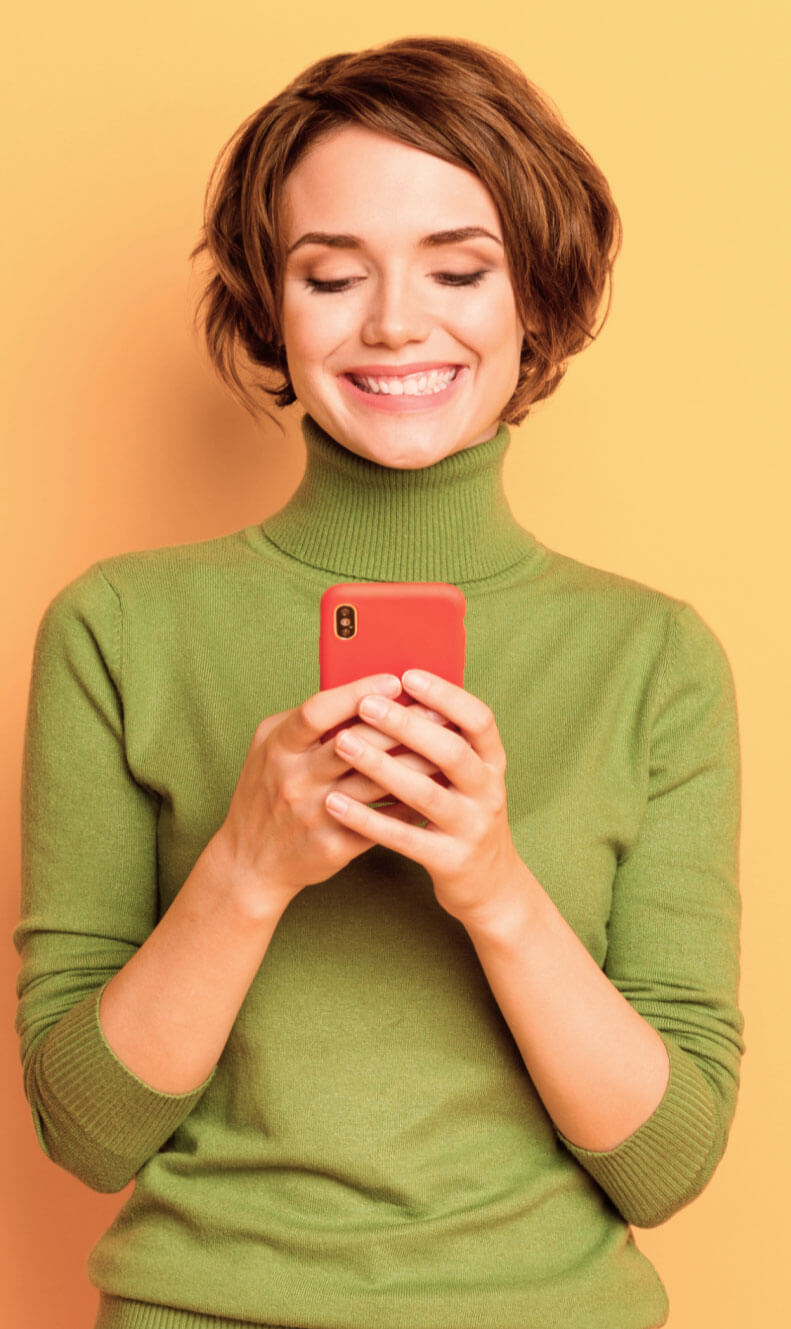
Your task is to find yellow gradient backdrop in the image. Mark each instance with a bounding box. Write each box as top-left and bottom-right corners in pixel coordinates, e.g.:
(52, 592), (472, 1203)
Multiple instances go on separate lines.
(3, 3), (788, 1325)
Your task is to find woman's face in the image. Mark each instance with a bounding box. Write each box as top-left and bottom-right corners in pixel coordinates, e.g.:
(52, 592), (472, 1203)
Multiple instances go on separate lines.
(279, 125), (526, 469)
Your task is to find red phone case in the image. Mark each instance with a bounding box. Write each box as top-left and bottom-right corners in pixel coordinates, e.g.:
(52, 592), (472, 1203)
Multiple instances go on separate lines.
(319, 582), (466, 806)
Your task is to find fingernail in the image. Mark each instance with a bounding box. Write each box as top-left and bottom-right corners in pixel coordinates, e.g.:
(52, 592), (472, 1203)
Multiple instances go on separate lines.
(337, 728), (362, 754)
(360, 695), (388, 719)
(403, 669), (429, 692)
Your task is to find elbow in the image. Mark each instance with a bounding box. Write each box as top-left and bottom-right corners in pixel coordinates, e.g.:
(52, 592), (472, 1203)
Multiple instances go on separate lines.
(57, 1144), (137, 1195)
(563, 1055), (740, 1229)
(78, 1167), (136, 1196)
(621, 1193), (696, 1229)
(26, 1100), (138, 1195)
(622, 1178), (711, 1229)
(617, 1117), (734, 1229)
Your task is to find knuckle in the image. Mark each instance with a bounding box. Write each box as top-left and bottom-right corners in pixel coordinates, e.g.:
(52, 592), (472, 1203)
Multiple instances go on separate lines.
(367, 746), (384, 772)
(279, 772), (308, 806)
(399, 705), (419, 740)
(298, 698), (320, 735)
(366, 728), (393, 752)
(475, 703), (496, 736)
(305, 805), (331, 834)
(253, 716), (273, 747)
(421, 778), (444, 813)
(447, 731), (468, 764)
(490, 784), (508, 816)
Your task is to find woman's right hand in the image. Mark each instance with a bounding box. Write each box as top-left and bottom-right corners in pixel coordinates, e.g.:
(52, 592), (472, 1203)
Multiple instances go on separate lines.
(209, 673), (444, 914)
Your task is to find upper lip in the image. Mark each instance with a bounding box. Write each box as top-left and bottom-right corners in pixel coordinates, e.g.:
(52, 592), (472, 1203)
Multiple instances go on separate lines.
(342, 362), (463, 378)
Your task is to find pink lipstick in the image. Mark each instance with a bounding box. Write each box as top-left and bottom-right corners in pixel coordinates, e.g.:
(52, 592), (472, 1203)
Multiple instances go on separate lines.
(339, 365), (468, 414)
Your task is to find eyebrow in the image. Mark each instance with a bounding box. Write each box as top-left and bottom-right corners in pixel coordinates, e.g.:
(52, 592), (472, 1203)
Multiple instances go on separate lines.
(285, 226), (503, 257)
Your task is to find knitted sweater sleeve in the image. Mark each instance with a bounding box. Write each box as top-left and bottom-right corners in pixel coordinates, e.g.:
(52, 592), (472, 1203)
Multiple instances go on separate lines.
(555, 602), (745, 1227)
(14, 563), (215, 1193)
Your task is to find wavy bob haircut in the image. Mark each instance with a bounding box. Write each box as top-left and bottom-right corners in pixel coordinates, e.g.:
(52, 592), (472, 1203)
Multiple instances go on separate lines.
(190, 35), (623, 429)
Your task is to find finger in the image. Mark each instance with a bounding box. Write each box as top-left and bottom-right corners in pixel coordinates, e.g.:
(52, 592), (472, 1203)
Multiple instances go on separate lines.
(325, 788), (434, 853)
(360, 799), (431, 829)
(321, 703), (446, 781)
(343, 704), (444, 755)
(398, 671), (505, 769)
(335, 764), (415, 806)
(334, 726), (455, 825)
(353, 692), (484, 799)
(333, 740), (443, 808)
(278, 673), (402, 755)
(318, 693), (445, 750)
(333, 703), (445, 758)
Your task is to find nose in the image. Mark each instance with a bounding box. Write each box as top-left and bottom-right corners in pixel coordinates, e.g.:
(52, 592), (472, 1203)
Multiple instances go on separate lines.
(360, 271), (431, 348)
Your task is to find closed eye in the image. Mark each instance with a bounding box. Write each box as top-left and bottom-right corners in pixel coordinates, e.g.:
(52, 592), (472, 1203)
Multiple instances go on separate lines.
(304, 270), (490, 294)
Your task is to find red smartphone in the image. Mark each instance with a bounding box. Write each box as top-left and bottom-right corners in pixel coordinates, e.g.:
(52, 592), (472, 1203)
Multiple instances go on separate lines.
(319, 581), (466, 806)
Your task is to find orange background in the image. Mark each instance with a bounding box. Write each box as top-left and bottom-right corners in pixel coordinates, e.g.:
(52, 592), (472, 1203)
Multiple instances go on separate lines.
(3, 2), (788, 1325)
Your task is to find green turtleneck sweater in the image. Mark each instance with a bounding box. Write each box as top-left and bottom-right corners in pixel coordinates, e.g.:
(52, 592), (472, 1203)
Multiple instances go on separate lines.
(15, 414), (744, 1329)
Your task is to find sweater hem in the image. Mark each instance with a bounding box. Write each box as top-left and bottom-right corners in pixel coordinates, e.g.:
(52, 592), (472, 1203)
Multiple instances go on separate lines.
(95, 1294), (292, 1329)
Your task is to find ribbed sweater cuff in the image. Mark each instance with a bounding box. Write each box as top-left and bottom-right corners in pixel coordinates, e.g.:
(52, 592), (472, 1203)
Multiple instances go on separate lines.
(556, 1033), (715, 1227)
(40, 982), (215, 1186)
(95, 1296), (288, 1329)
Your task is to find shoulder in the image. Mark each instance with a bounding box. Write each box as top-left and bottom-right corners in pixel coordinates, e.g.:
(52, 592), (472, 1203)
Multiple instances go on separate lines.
(95, 528), (254, 597)
(538, 543), (727, 647)
(31, 531), (255, 681)
(530, 543), (736, 701)
(538, 543), (683, 617)
(39, 528), (254, 620)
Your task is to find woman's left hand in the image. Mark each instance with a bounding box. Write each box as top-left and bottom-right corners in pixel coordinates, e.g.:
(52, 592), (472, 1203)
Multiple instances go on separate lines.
(324, 668), (524, 922)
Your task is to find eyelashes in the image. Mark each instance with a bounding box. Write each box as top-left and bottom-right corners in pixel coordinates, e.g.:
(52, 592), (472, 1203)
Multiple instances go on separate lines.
(304, 271), (490, 294)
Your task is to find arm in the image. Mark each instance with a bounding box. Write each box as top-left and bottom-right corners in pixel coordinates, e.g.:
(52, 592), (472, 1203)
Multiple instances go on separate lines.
(462, 868), (672, 1152)
(14, 564), (284, 1193)
(458, 603), (745, 1227)
(97, 839), (286, 1098)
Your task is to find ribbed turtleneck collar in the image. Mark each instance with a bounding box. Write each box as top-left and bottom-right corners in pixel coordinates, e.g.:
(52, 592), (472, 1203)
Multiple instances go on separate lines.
(259, 413), (540, 584)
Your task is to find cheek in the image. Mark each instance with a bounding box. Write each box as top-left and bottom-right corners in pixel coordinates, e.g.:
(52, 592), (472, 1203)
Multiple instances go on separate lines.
(457, 285), (521, 354)
(280, 317), (323, 383)
(282, 298), (355, 369)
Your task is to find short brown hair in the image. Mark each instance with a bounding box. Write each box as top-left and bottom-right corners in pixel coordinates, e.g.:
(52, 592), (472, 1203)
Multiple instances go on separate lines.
(190, 35), (623, 428)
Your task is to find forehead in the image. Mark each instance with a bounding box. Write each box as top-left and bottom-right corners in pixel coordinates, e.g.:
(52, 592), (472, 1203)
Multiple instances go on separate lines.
(280, 124), (501, 239)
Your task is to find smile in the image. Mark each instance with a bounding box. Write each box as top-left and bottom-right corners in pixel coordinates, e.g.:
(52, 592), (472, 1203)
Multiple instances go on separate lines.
(339, 366), (467, 413)
(350, 367), (459, 395)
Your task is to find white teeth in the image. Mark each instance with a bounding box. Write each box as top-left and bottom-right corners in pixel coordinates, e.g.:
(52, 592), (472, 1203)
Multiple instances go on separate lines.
(351, 367), (458, 395)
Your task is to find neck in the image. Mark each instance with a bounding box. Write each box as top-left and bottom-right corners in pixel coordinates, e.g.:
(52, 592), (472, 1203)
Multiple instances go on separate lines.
(259, 413), (539, 583)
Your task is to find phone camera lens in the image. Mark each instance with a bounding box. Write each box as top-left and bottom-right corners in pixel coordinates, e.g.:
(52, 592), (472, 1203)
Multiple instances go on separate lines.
(335, 604), (356, 639)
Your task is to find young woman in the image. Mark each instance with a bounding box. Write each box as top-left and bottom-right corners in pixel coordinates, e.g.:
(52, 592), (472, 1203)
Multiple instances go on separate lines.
(15, 34), (744, 1329)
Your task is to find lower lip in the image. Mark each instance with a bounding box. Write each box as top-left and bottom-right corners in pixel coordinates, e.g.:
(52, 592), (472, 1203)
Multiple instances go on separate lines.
(339, 367), (467, 413)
